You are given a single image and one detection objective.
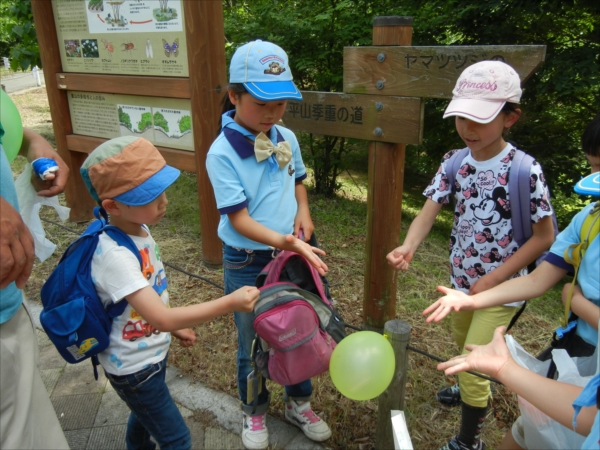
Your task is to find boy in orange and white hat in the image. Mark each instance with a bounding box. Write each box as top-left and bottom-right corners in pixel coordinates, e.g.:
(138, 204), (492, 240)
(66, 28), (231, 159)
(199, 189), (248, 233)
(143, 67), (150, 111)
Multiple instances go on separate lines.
(80, 136), (259, 450)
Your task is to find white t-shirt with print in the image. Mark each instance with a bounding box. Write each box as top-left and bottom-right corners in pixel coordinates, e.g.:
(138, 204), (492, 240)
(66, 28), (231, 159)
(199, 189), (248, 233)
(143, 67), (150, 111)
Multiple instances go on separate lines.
(425, 143), (553, 304)
(91, 228), (171, 375)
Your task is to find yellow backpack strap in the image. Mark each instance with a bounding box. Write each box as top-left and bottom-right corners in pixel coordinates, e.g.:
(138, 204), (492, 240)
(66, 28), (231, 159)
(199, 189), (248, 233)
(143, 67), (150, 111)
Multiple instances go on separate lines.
(561, 201), (600, 327)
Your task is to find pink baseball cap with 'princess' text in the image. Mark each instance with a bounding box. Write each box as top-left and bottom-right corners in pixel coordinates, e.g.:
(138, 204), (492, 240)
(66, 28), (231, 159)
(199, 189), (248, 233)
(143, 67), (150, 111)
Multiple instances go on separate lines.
(443, 61), (522, 124)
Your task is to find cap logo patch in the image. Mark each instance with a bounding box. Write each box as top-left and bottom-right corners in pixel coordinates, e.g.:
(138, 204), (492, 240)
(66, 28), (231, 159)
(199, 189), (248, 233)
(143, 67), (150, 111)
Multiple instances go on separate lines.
(457, 79), (498, 93)
(260, 55), (286, 76)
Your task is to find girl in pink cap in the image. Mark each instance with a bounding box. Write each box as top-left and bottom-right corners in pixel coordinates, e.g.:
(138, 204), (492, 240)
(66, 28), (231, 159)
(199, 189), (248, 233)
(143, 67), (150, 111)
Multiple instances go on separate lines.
(387, 60), (556, 450)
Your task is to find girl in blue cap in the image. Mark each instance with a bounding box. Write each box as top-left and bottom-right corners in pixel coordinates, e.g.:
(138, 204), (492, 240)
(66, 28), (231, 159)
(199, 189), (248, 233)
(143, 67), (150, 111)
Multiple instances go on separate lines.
(206, 40), (331, 450)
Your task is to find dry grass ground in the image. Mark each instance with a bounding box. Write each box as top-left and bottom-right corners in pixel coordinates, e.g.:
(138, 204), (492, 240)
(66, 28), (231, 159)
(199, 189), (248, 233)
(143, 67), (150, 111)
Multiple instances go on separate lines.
(11, 87), (567, 450)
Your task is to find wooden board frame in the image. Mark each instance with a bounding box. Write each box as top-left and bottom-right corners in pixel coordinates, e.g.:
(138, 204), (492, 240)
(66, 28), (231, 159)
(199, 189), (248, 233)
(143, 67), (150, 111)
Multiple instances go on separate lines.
(32, 1), (225, 264)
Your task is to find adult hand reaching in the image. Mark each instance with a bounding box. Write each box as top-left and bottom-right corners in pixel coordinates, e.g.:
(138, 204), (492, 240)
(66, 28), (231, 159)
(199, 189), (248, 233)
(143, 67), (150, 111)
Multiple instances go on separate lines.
(0, 197), (35, 289)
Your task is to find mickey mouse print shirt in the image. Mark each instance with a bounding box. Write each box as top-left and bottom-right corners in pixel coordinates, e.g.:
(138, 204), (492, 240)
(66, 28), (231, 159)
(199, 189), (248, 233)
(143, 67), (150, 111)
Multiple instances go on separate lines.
(425, 143), (553, 304)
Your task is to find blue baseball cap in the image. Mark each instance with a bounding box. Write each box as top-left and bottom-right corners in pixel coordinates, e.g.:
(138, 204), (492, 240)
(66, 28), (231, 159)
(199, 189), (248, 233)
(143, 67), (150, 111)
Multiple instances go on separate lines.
(229, 40), (302, 101)
(574, 172), (600, 197)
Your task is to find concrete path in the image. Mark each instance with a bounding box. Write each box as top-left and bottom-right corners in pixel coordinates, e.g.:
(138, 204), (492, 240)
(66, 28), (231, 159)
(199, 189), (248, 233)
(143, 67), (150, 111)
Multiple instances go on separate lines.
(0, 69), (45, 93)
(30, 302), (325, 450)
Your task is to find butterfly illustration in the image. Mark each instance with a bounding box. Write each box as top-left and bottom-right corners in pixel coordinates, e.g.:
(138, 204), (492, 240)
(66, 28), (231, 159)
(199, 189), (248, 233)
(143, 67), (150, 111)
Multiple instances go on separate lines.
(162, 38), (179, 58)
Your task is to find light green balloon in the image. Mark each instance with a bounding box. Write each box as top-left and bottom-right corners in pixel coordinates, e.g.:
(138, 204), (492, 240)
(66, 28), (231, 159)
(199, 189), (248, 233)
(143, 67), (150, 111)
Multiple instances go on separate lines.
(0, 89), (23, 162)
(329, 331), (395, 401)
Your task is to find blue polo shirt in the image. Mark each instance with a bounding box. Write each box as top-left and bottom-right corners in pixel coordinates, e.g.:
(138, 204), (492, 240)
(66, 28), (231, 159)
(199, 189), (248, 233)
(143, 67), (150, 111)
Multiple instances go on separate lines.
(545, 202), (600, 346)
(0, 121), (24, 324)
(206, 111), (307, 250)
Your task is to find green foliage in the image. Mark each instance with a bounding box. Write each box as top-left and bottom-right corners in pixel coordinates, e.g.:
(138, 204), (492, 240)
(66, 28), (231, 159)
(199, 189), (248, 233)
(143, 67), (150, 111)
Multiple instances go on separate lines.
(179, 115), (191, 133)
(6, 0), (40, 71)
(87, 0), (103, 11)
(118, 107), (132, 130)
(396, 0), (600, 211)
(153, 112), (169, 132)
(0, 1), (17, 58)
(138, 112), (153, 132)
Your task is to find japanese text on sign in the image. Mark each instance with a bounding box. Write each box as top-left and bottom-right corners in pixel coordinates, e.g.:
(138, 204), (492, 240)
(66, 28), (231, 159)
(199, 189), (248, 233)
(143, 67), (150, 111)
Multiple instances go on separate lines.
(287, 103), (363, 125)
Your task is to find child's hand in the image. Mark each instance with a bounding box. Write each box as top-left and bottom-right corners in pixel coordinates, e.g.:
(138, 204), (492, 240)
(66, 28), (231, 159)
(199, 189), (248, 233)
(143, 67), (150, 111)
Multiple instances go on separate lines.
(438, 326), (512, 378)
(172, 328), (197, 347)
(422, 286), (474, 322)
(284, 234), (328, 276)
(294, 211), (315, 241)
(468, 272), (502, 295)
(386, 245), (413, 271)
(230, 286), (260, 312)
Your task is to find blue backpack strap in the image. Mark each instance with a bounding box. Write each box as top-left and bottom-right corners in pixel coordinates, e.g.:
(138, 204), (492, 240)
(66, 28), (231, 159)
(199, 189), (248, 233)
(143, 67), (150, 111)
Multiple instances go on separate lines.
(509, 149), (535, 247)
(445, 148), (470, 198)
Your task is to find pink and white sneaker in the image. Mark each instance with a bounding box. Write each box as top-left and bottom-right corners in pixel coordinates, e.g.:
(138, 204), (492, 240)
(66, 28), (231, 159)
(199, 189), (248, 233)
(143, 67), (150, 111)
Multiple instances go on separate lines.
(284, 399), (332, 442)
(242, 412), (268, 449)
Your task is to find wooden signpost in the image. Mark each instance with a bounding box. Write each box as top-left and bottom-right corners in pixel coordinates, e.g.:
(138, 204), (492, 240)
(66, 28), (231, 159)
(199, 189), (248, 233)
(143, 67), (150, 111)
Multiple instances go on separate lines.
(344, 45), (546, 97)
(283, 91), (423, 144)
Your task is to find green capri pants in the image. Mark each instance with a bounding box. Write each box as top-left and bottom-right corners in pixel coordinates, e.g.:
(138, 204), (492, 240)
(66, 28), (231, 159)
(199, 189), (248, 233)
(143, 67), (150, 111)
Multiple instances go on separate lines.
(451, 304), (519, 408)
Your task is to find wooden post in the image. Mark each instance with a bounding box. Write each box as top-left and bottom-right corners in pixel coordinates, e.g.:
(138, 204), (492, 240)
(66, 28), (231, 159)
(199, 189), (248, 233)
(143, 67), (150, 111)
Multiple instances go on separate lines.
(31, 1), (96, 222)
(377, 319), (412, 450)
(363, 17), (413, 331)
(183, 2), (225, 267)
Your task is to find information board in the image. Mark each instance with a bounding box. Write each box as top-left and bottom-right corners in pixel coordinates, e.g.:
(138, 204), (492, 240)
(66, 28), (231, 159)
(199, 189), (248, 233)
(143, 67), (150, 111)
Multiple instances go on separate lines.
(52, 0), (188, 76)
(67, 90), (193, 151)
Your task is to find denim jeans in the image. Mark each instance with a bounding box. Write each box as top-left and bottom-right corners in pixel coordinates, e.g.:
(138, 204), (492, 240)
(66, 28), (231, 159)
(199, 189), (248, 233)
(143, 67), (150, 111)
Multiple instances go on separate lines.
(105, 356), (191, 450)
(223, 244), (312, 414)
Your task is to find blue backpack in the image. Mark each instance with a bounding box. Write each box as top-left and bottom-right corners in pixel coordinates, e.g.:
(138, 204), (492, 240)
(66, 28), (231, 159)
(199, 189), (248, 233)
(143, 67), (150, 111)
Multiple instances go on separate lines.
(40, 207), (142, 379)
(445, 146), (559, 268)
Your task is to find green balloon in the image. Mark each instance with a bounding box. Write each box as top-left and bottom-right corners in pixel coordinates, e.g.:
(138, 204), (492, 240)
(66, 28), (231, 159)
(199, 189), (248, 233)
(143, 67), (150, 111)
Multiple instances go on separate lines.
(0, 89), (23, 163)
(329, 331), (395, 401)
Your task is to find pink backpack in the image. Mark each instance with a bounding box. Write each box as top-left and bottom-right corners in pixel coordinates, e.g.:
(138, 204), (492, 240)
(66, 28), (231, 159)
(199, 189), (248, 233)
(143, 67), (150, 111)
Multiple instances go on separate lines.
(252, 250), (346, 387)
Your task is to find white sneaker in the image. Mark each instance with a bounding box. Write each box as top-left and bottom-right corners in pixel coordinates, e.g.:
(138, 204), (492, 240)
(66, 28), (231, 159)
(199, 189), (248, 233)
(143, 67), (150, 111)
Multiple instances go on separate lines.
(284, 399), (332, 442)
(242, 413), (269, 450)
